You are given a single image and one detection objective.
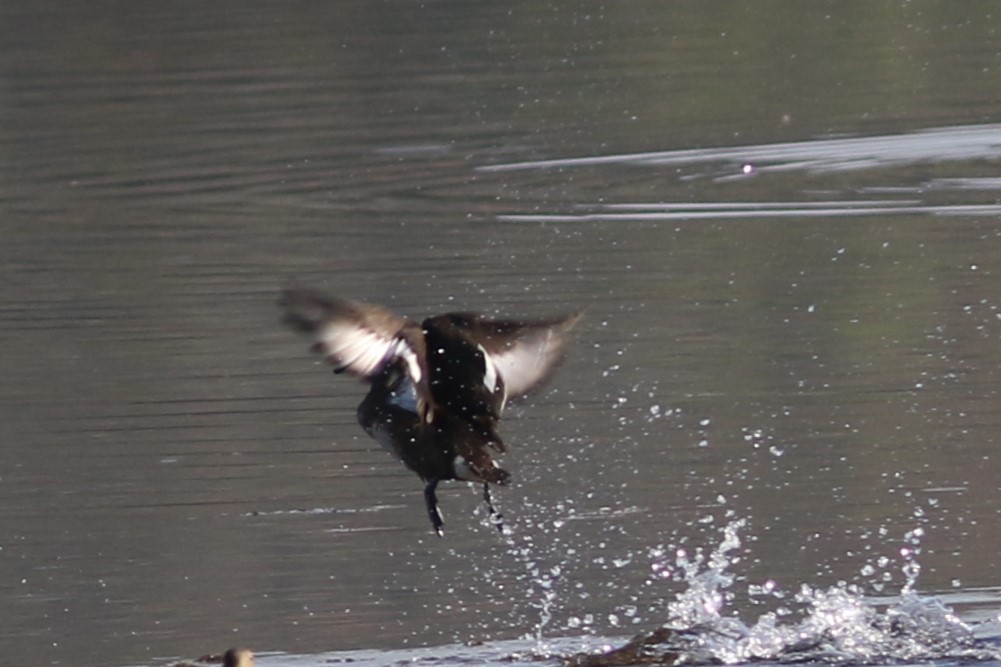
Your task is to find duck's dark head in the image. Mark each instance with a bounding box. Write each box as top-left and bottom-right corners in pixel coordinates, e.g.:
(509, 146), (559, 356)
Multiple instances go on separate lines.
(368, 358), (421, 415)
(375, 358), (408, 390)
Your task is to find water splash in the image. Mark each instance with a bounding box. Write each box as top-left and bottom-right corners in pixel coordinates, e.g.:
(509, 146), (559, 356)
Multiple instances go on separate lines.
(573, 519), (1001, 666)
(662, 518), (744, 631)
(500, 504), (572, 655)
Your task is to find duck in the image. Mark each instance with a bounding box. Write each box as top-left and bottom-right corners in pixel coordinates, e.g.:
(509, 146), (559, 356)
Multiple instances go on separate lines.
(174, 647), (254, 667)
(280, 288), (579, 536)
(223, 648), (254, 667)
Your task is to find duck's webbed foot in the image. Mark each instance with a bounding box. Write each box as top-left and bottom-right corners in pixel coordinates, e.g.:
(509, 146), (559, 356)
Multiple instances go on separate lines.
(424, 479), (445, 537)
(483, 483), (504, 534)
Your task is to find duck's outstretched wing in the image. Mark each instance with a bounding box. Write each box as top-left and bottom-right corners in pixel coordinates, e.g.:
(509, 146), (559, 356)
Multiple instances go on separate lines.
(476, 311), (581, 398)
(280, 289), (420, 381)
(426, 311), (581, 404)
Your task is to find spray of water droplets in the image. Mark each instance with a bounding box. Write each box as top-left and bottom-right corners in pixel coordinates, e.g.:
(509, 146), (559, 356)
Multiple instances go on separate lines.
(573, 518), (1001, 665)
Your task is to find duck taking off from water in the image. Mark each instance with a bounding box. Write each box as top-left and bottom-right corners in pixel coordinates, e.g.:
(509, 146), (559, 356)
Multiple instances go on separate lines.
(280, 289), (579, 536)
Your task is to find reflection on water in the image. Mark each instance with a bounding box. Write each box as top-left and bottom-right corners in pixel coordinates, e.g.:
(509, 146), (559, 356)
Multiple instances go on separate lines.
(480, 124), (1001, 174)
(3, 2), (1001, 667)
(497, 198), (1001, 222)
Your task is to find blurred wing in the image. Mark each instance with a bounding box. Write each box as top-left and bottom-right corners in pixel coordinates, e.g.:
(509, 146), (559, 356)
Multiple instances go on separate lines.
(315, 320), (408, 377)
(280, 289), (415, 380)
(477, 313), (581, 398)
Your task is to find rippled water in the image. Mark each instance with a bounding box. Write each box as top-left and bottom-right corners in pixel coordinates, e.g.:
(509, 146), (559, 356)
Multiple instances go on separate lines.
(3, 2), (1001, 666)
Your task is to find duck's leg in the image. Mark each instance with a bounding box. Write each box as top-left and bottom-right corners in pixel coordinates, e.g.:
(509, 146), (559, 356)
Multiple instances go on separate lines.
(424, 479), (445, 537)
(483, 483), (504, 534)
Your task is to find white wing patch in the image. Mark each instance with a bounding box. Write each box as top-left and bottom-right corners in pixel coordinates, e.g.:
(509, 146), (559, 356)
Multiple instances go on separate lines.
(478, 344), (507, 412)
(479, 344), (499, 391)
(399, 343), (422, 384)
(317, 321), (398, 378)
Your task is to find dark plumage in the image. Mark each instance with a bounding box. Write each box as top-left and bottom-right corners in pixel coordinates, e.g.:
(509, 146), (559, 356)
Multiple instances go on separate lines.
(280, 289), (579, 535)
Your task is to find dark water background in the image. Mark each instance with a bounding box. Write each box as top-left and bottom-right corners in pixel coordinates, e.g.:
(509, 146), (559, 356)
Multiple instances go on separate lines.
(2, 2), (1001, 666)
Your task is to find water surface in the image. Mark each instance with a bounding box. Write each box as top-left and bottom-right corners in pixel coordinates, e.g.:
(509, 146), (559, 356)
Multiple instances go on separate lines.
(2, 2), (1001, 666)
